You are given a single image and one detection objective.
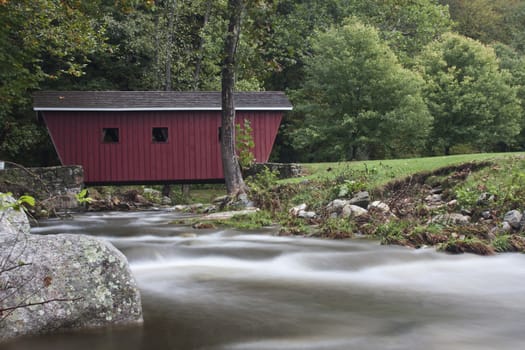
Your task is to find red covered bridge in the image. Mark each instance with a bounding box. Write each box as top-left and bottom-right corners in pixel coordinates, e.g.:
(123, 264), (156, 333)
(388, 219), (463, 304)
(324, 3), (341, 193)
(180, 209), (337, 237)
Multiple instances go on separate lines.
(33, 91), (292, 185)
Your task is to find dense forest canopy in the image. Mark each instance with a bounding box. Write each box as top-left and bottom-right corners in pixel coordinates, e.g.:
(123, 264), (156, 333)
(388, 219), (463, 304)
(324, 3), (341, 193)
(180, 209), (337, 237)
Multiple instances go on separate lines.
(1, 0), (525, 164)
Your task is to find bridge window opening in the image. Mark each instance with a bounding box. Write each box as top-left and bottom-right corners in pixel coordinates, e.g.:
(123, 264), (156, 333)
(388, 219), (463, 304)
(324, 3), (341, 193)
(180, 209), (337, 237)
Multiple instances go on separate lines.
(152, 127), (169, 143)
(102, 128), (119, 143)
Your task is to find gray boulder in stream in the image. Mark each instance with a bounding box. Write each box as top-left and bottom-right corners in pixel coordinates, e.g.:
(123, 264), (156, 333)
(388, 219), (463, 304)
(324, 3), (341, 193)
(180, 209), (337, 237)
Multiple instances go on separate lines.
(0, 197), (143, 342)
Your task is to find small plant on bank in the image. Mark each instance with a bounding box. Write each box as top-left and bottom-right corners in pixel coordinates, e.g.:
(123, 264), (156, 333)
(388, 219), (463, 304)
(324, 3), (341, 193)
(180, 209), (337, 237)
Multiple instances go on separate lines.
(225, 211), (274, 230)
(317, 218), (355, 239)
(492, 234), (513, 253)
(336, 179), (366, 198)
(278, 214), (311, 236)
(246, 167), (281, 211)
(454, 186), (480, 209)
(236, 119), (255, 170)
(75, 189), (93, 204)
(440, 237), (495, 255)
(0, 192), (35, 213)
(375, 219), (412, 246)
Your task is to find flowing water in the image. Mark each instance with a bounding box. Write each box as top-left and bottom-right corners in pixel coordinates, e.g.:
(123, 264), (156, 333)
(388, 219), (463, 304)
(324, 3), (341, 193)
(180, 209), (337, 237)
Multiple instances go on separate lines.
(3, 211), (525, 350)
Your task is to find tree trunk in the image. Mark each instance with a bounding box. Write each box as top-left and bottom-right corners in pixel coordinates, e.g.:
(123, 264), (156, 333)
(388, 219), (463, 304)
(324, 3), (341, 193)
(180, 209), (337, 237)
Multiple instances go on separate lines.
(221, 0), (247, 196)
(154, 7), (161, 89)
(165, 0), (177, 91)
(193, 0), (212, 90)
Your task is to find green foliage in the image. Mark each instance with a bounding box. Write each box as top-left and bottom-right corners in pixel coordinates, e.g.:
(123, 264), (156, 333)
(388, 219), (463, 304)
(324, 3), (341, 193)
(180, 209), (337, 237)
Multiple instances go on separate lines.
(246, 166), (279, 192)
(347, 0), (452, 59)
(221, 210), (274, 230)
(75, 189), (93, 204)
(417, 33), (522, 154)
(317, 218), (355, 239)
(291, 19), (432, 161)
(443, 0), (504, 43)
(0, 0), (105, 162)
(337, 180), (366, 198)
(375, 220), (412, 243)
(442, 0), (525, 51)
(0, 192), (35, 213)
(236, 119), (255, 169)
(492, 234), (512, 253)
(245, 167), (281, 211)
(454, 186), (480, 209)
(452, 156), (525, 212)
(278, 214), (311, 236)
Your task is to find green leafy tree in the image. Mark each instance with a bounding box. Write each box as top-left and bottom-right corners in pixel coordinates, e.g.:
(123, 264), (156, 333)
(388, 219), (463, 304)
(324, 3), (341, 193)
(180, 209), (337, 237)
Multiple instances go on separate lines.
(417, 33), (522, 154)
(441, 0), (503, 43)
(348, 0), (452, 59)
(494, 43), (525, 149)
(291, 20), (432, 161)
(502, 1), (525, 54)
(0, 0), (105, 163)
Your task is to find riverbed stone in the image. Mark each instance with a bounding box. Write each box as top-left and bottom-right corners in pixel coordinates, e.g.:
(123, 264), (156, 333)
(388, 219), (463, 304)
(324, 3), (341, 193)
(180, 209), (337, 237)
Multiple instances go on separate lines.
(341, 204), (368, 218)
(477, 192), (496, 205)
(430, 213), (470, 226)
(0, 233), (143, 342)
(290, 203), (308, 217)
(519, 211), (525, 232)
(161, 196), (172, 205)
(501, 221), (513, 234)
(368, 201), (390, 213)
(201, 208), (259, 220)
(298, 210), (317, 219)
(348, 191), (370, 209)
(326, 199), (348, 211)
(481, 210), (492, 220)
(144, 188), (161, 199)
(503, 210), (522, 229)
(325, 199), (349, 217)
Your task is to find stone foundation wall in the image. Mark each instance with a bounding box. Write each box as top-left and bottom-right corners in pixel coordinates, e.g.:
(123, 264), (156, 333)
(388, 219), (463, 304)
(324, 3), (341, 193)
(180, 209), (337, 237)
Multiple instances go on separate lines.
(0, 165), (84, 209)
(245, 163), (303, 179)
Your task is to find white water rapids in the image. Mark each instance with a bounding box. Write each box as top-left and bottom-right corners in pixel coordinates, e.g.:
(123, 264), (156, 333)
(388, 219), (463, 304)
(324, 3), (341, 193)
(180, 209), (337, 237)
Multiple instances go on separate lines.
(5, 211), (525, 350)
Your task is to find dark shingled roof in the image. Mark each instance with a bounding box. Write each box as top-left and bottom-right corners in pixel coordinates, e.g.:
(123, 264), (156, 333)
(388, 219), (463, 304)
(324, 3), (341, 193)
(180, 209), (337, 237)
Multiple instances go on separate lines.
(33, 91), (293, 111)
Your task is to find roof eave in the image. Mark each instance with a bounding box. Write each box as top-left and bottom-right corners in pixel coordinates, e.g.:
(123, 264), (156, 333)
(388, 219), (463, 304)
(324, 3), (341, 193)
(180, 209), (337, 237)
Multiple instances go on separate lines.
(33, 107), (293, 112)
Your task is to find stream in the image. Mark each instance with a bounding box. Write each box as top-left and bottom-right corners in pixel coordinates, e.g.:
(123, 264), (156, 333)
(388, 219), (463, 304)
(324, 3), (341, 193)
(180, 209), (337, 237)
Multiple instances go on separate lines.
(3, 210), (525, 350)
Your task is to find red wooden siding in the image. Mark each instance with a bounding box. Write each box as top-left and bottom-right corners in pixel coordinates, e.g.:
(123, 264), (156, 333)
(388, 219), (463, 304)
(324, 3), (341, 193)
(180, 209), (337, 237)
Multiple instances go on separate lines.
(43, 110), (282, 184)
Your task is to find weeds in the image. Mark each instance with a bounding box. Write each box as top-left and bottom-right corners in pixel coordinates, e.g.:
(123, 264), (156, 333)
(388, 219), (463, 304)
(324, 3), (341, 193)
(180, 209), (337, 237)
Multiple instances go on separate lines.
(493, 235), (513, 252)
(317, 218), (355, 239)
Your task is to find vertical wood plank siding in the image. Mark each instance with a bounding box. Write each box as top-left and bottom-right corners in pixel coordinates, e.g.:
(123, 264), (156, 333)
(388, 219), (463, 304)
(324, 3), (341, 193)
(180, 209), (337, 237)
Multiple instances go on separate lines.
(43, 110), (283, 184)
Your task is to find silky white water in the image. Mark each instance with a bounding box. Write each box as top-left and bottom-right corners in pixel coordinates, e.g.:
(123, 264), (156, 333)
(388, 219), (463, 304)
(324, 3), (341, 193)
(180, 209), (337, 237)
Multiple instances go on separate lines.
(7, 211), (525, 350)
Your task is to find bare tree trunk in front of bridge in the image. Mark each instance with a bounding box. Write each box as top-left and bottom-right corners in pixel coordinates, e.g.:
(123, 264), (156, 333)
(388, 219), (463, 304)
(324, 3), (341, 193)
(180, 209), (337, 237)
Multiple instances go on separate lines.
(221, 0), (248, 199)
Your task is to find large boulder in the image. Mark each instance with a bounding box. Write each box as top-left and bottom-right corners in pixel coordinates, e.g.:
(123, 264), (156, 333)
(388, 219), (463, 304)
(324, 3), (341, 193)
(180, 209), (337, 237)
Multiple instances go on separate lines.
(0, 197), (142, 342)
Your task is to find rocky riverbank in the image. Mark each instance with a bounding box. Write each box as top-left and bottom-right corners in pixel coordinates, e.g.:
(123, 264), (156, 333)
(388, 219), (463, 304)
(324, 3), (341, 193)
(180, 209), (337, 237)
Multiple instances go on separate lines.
(278, 160), (525, 255)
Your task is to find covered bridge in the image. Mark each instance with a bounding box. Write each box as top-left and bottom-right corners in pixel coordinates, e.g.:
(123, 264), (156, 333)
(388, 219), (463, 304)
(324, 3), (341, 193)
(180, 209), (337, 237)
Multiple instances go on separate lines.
(33, 91), (292, 185)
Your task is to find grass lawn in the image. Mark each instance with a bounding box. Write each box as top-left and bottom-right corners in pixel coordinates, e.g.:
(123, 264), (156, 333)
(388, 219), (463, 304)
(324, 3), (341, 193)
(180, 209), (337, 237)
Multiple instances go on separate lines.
(289, 152), (525, 188)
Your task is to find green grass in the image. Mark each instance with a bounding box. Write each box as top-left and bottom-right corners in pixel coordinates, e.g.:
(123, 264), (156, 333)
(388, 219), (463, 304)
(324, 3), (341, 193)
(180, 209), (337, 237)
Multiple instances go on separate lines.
(286, 152), (525, 188)
(452, 155), (525, 212)
(185, 186), (226, 204)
